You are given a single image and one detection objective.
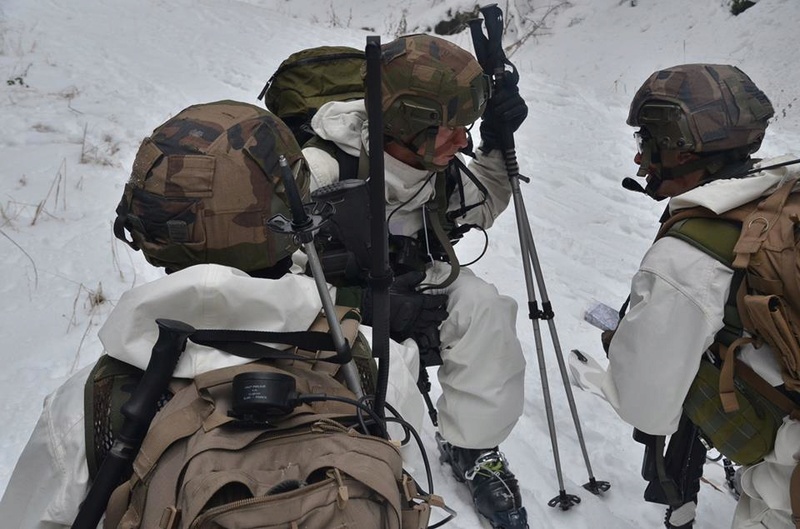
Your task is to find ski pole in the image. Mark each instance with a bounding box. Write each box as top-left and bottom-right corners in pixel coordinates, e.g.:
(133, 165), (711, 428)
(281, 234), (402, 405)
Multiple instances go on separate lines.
(274, 156), (365, 401)
(71, 318), (195, 529)
(364, 34), (393, 422)
(469, 3), (609, 508)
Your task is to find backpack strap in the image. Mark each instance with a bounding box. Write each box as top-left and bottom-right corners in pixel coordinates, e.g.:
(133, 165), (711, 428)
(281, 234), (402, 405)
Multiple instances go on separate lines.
(732, 181), (796, 270)
(418, 170), (461, 290)
(662, 215), (746, 341)
(303, 135), (369, 181)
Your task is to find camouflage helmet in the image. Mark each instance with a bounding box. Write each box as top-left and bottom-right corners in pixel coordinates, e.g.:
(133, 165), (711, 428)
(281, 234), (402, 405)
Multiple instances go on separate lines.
(114, 100), (310, 273)
(627, 64), (774, 156)
(375, 34), (490, 169)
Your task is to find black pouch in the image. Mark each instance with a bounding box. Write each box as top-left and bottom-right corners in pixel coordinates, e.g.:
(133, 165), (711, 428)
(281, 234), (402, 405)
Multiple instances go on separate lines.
(310, 180), (371, 283)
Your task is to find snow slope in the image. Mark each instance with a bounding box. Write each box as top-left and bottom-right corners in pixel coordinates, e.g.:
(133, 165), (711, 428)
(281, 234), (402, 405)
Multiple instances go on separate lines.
(1, 0), (799, 527)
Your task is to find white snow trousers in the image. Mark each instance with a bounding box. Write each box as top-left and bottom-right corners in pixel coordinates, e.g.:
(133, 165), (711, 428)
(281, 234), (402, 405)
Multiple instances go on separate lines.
(424, 262), (526, 449)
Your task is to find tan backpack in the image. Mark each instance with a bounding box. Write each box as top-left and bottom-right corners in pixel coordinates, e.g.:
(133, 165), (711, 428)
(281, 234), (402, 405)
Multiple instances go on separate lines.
(660, 179), (800, 526)
(102, 362), (434, 529)
(93, 309), (437, 529)
(100, 360), (434, 529)
(661, 180), (800, 407)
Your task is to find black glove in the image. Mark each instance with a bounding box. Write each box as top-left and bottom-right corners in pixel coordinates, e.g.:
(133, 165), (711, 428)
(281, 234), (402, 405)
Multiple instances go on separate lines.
(361, 271), (449, 365)
(479, 85), (529, 154)
(601, 329), (616, 357)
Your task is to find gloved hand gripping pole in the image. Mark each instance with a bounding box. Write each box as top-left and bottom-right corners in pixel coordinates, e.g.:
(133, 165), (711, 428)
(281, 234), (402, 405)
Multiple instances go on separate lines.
(469, 3), (610, 509)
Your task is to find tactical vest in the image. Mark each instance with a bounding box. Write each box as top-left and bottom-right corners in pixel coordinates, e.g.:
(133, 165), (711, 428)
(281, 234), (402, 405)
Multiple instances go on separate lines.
(306, 136), (486, 291)
(659, 186), (800, 527)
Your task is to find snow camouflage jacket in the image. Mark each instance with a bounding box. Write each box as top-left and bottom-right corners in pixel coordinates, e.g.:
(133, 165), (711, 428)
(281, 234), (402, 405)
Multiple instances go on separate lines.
(603, 155), (800, 529)
(0, 265), (424, 529)
(302, 98), (527, 451)
(303, 99), (511, 238)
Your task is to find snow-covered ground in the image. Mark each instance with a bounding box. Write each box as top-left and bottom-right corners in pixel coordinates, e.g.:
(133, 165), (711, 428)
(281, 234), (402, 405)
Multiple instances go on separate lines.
(1, 0), (799, 527)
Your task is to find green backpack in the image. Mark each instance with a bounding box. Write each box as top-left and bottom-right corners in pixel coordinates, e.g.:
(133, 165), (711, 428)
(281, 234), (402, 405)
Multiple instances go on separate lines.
(258, 46), (365, 146)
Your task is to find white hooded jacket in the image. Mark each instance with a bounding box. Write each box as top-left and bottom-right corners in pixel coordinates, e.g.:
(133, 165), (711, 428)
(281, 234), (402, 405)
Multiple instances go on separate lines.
(304, 99), (513, 234)
(0, 264), (423, 529)
(602, 155), (800, 529)
(299, 99), (527, 451)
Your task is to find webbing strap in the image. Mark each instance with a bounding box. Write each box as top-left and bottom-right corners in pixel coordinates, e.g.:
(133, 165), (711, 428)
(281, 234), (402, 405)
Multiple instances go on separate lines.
(718, 337), (754, 412)
(419, 172), (460, 291)
(732, 181), (796, 269)
(715, 335), (800, 419)
(190, 328), (336, 352)
(132, 395), (212, 482)
(654, 435), (683, 509)
(103, 481), (132, 529)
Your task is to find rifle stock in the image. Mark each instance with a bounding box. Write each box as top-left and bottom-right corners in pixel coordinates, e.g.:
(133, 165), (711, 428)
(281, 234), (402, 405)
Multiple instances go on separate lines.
(634, 414), (706, 509)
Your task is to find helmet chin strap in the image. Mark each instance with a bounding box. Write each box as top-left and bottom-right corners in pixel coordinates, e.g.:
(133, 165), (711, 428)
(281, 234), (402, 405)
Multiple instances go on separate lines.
(632, 141), (667, 201)
(403, 126), (448, 172)
(630, 144), (730, 201)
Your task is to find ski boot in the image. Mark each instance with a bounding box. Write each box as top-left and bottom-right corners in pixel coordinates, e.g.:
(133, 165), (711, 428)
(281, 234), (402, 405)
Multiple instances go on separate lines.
(436, 433), (529, 528)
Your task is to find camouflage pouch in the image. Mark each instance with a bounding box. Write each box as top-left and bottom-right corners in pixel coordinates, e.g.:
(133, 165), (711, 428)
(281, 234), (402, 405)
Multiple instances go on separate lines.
(260, 46), (365, 146)
(683, 359), (786, 465)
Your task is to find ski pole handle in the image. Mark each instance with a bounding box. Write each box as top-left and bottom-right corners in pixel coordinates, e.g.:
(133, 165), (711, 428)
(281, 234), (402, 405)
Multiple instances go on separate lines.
(119, 319), (195, 433)
(71, 318), (195, 529)
(278, 155), (311, 229)
(479, 4), (505, 76)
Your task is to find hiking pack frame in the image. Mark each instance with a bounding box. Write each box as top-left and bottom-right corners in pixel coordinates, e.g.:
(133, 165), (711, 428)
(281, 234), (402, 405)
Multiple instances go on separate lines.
(469, 4), (609, 509)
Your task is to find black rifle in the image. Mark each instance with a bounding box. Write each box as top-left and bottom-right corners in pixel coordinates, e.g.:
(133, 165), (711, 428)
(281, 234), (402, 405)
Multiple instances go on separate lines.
(71, 319), (195, 529)
(634, 414), (706, 527)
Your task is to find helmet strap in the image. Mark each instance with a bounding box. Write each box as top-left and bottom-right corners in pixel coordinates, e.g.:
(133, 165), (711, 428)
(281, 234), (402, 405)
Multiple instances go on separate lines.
(407, 126), (438, 167)
(396, 126), (447, 172)
(660, 152), (728, 182)
(639, 146), (730, 201)
(636, 141), (654, 177)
